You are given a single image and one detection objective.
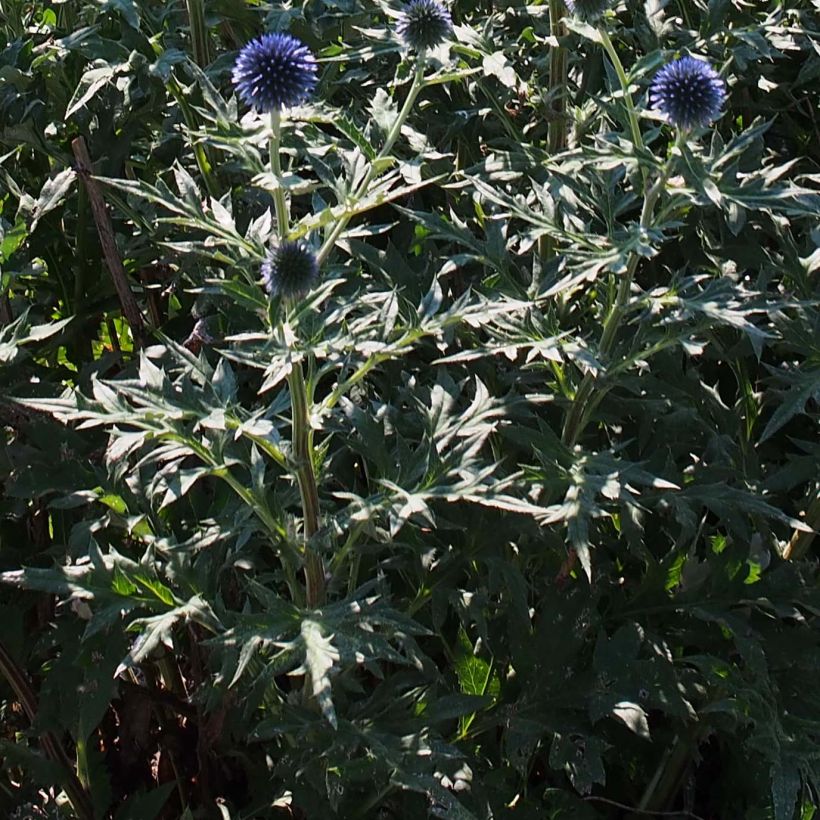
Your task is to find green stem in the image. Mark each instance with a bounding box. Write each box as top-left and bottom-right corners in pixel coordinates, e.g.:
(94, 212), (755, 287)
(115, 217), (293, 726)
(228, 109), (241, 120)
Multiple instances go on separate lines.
(598, 28), (645, 168)
(267, 114), (324, 606)
(287, 358), (326, 608)
(538, 0), (569, 267)
(320, 352), (385, 413)
(547, 0), (568, 154)
(167, 77), (219, 200)
(562, 135), (680, 446)
(185, 0), (210, 67)
(317, 56), (428, 266)
(379, 57), (427, 164)
(270, 109), (289, 238)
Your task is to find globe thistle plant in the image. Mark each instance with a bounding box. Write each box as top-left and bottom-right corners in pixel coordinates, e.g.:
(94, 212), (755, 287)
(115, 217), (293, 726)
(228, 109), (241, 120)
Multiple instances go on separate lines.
(232, 33), (318, 112)
(649, 56), (726, 131)
(396, 0), (453, 51)
(262, 241), (319, 300)
(565, 0), (611, 22)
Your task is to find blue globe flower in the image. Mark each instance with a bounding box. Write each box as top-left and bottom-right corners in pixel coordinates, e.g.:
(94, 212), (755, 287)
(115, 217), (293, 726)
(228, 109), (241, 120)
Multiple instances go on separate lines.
(396, 0), (453, 51)
(649, 56), (726, 130)
(232, 33), (318, 112)
(262, 241), (319, 300)
(565, 0), (611, 21)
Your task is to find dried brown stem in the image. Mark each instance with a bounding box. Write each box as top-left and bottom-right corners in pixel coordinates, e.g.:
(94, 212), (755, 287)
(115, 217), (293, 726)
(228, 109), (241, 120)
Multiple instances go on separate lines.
(71, 137), (146, 347)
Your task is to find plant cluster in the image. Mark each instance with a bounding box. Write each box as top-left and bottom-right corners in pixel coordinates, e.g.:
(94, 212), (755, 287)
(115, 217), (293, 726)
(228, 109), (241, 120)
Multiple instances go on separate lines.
(1, 0), (819, 819)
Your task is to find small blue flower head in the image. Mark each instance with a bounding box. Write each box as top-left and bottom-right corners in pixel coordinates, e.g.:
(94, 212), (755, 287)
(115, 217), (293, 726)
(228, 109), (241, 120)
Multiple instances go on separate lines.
(232, 33), (318, 112)
(396, 0), (453, 51)
(650, 56), (726, 130)
(262, 241), (319, 300)
(565, 0), (611, 21)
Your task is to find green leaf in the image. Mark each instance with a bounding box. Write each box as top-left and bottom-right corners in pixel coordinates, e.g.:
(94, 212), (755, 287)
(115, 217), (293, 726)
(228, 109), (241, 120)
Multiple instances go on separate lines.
(66, 65), (118, 118)
(30, 168), (76, 230)
(122, 596), (222, 668)
(611, 701), (650, 740)
(454, 637), (492, 697)
(0, 218), (28, 263)
(100, 0), (140, 29)
(422, 694), (490, 724)
(114, 783), (175, 820)
(390, 771), (477, 820)
(761, 368), (820, 442)
(549, 733), (608, 795)
(368, 88), (398, 134)
(482, 52), (516, 88)
(0, 740), (62, 787)
(771, 762), (800, 820)
(296, 619), (340, 729)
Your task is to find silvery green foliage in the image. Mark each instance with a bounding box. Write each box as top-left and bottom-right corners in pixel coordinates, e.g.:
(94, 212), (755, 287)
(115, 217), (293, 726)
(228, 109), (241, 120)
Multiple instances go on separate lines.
(0, 1), (819, 819)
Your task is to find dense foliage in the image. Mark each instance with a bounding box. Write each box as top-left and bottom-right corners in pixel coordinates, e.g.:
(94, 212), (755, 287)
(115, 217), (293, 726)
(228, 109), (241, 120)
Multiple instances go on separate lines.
(1, 0), (819, 818)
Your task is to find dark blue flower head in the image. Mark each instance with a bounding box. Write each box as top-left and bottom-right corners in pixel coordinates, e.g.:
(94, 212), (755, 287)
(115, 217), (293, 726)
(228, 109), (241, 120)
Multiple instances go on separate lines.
(396, 0), (453, 51)
(232, 33), (318, 112)
(650, 56), (726, 130)
(262, 241), (319, 300)
(565, 0), (611, 21)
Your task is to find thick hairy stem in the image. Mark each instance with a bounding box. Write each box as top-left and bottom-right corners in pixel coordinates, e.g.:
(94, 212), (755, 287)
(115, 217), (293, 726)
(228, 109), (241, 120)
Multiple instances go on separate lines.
(268, 111), (325, 607)
(317, 57), (427, 266)
(547, 0), (568, 154)
(538, 0), (569, 267)
(287, 361), (326, 607)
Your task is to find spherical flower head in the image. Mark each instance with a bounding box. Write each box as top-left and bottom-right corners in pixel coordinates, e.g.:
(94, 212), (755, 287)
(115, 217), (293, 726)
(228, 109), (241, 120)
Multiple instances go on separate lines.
(232, 33), (318, 112)
(396, 0), (453, 51)
(649, 56), (726, 130)
(261, 241), (319, 300)
(565, 0), (611, 22)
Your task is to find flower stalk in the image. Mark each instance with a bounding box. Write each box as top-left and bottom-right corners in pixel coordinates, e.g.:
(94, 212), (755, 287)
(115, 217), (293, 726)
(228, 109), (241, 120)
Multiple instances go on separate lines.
(598, 28), (645, 158)
(286, 359), (325, 606)
(268, 111), (326, 609)
(269, 111), (289, 239)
